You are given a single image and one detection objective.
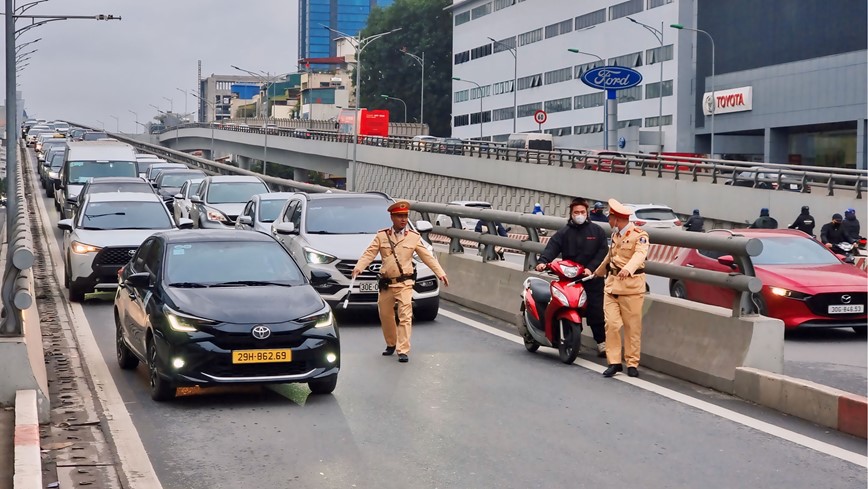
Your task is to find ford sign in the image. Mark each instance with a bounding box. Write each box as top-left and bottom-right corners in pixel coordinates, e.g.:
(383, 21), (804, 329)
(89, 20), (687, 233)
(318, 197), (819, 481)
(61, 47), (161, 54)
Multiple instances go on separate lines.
(580, 66), (642, 91)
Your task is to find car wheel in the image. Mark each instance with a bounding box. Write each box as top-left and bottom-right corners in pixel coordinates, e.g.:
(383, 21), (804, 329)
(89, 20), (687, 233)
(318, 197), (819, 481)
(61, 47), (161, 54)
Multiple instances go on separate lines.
(308, 374), (338, 395)
(670, 280), (687, 300)
(54, 199), (61, 212)
(63, 256), (70, 288)
(116, 314), (139, 370)
(147, 338), (175, 402)
(68, 279), (86, 303)
(414, 299), (439, 322)
(46, 185), (54, 198)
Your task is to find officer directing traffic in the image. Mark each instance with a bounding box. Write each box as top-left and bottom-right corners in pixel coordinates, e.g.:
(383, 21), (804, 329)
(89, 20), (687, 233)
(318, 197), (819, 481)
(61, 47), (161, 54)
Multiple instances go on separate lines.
(588, 199), (650, 378)
(353, 200), (448, 363)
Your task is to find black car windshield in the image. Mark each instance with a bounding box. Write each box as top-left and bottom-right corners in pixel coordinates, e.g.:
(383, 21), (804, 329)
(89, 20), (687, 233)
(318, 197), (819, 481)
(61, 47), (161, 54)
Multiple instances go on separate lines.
(158, 172), (204, 187)
(67, 161), (138, 184)
(752, 237), (840, 266)
(306, 198), (391, 234)
(80, 201), (172, 230)
(81, 132), (108, 141)
(635, 208), (678, 221)
(165, 241), (304, 286)
(259, 199), (289, 223)
(136, 161), (167, 174)
(206, 182), (268, 204)
(84, 182), (153, 195)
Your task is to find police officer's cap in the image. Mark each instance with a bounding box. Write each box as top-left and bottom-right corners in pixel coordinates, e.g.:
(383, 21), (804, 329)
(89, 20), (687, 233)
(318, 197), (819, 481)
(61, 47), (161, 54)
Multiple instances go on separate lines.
(388, 200), (411, 215)
(607, 198), (632, 218)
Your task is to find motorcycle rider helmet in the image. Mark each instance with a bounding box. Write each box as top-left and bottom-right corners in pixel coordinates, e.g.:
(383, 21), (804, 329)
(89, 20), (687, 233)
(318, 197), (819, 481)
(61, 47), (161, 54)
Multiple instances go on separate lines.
(801, 205), (809, 213)
(593, 201), (604, 210)
(846, 208), (856, 215)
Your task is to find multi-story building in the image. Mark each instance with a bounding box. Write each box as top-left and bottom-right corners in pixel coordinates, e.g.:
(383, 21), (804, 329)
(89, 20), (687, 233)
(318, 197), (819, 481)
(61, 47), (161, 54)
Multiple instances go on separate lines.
(298, 0), (394, 60)
(450, 0), (867, 169)
(198, 74), (267, 122)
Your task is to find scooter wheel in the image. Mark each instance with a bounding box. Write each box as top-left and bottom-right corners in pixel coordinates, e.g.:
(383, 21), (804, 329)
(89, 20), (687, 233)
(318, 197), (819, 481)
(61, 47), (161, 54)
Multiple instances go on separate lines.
(558, 319), (582, 364)
(523, 337), (539, 353)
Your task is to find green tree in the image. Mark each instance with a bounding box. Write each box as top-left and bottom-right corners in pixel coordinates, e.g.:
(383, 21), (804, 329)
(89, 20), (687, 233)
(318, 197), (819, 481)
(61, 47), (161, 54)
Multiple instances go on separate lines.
(356, 0), (452, 137)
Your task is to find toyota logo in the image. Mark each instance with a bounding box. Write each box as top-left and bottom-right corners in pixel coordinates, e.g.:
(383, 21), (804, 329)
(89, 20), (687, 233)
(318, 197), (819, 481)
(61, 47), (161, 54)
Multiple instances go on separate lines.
(841, 295), (852, 304)
(368, 264), (382, 273)
(251, 325), (271, 340)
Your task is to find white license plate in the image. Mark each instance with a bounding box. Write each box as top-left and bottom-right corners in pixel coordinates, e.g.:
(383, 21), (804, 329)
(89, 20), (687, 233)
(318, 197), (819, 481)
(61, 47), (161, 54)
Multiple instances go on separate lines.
(828, 304), (864, 314)
(359, 282), (379, 292)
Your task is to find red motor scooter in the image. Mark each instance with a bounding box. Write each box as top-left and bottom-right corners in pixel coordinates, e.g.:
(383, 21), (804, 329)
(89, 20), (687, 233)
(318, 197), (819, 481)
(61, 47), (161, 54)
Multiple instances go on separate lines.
(518, 259), (590, 364)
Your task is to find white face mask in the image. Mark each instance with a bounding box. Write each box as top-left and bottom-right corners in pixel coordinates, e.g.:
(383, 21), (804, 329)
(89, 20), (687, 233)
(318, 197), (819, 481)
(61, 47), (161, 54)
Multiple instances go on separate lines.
(573, 215), (586, 225)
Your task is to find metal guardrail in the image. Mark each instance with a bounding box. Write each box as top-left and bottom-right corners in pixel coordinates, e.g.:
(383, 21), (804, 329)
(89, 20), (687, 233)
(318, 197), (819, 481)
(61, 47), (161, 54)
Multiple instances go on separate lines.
(0, 140), (35, 335)
(81, 125), (764, 317)
(160, 121), (868, 198)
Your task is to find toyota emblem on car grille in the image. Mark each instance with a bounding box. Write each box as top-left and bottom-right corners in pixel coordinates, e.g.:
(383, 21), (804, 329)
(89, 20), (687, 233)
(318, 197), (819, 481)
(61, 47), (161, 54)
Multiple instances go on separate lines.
(251, 325), (271, 340)
(841, 295), (852, 304)
(368, 264), (382, 273)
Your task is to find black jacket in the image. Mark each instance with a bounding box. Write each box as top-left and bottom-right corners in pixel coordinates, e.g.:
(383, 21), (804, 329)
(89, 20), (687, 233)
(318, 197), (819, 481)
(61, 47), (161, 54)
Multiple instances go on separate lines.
(538, 220), (608, 271)
(684, 215), (705, 232)
(842, 216), (861, 238)
(820, 222), (854, 245)
(589, 210), (608, 223)
(788, 213), (815, 236)
(750, 216), (778, 229)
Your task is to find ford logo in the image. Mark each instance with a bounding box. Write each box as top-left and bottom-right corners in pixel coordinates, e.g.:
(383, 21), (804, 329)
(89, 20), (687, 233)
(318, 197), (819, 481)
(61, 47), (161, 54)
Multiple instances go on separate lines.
(580, 66), (643, 91)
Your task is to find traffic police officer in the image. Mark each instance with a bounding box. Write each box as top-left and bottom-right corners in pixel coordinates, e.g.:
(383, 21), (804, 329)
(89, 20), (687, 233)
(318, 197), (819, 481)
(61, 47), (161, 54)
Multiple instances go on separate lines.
(588, 199), (650, 378)
(353, 200), (448, 363)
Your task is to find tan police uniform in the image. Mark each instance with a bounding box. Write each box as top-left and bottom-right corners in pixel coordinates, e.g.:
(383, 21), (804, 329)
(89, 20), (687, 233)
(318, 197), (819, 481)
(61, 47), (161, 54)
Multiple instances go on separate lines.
(593, 199), (650, 369)
(353, 201), (446, 356)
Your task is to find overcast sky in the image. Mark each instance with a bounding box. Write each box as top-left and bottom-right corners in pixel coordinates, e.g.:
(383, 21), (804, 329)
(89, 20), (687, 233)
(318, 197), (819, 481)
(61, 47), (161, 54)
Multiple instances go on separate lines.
(3, 0), (298, 132)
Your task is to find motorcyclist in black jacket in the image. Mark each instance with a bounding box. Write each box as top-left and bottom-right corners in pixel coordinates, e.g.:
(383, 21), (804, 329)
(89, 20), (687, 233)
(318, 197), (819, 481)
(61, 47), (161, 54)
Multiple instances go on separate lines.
(535, 198), (608, 356)
(787, 205), (815, 237)
(842, 208), (861, 239)
(820, 213), (856, 254)
(684, 209), (705, 232)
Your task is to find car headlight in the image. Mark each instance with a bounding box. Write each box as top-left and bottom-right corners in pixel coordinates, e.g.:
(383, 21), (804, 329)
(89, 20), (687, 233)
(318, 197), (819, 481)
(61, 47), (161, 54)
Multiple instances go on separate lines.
(551, 287), (569, 307)
(71, 241), (101, 254)
(769, 287), (810, 300)
(164, 306), (216, 332)
(300, 305), (336, 329)
(561, 265), (579, 278)
(303, 247), (336, 264)
(206, 209), (227, 222)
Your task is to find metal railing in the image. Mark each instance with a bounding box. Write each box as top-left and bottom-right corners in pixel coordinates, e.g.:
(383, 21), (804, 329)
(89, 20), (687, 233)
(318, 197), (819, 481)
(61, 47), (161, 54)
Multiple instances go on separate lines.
(159, 121), (868, 198)
(0, 140), (35, 335)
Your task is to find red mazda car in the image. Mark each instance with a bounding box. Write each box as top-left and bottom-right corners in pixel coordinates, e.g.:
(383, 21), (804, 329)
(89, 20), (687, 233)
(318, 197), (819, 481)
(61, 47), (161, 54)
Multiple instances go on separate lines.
(669, 229), (867, 333)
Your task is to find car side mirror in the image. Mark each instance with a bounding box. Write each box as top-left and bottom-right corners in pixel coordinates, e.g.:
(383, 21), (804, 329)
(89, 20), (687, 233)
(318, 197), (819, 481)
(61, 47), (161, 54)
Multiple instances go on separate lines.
(237, 215), (253, 226)
(309, 270), (331, 286)
(57, 219), (73, 231)
(124, 272), (152, 289)
(717, 255), (737, 269)
(177, 218), (194, 230)
(415, 220), (433, 233)
(274, 222), (297, 235)
(174, 193), (184, 200)
(190, 195), (202, 203)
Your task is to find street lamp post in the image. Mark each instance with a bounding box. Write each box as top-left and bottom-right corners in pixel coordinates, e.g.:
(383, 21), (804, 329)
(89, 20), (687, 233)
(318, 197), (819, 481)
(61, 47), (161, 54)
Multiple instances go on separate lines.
(380, 94), (407, 123)
(231, 66), (288, 176)
(176, 87), (188, 119)
(190, 91), (216, 159)
(128, 109), (138, 133)
(671, 23), (715, 157)
(628, 17), (665, 155)
(488, 36), (517, 133)
(110, 114), (119, 133)
(452, 77), (484, 140)
(400, 49), (424, 125)
(322, 24), (401, 171)
(567, 48), (607, 149)
(95, 119), (104, 130)
(162, 96), (174, 113)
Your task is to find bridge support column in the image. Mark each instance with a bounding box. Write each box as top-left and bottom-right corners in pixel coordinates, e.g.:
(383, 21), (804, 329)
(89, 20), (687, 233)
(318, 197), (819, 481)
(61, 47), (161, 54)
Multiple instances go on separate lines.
(237, 155), (252, 171)
(857, 118), (866, 170)
(764, 127), (788, 165)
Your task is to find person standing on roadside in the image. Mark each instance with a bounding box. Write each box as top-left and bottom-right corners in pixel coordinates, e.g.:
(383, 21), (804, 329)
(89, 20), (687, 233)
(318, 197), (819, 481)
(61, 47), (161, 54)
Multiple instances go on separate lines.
(588, 199), (649, 378)
(787, 205), (816, 237)
(353, 201), (449, 363)
(749, 208), (778, 229)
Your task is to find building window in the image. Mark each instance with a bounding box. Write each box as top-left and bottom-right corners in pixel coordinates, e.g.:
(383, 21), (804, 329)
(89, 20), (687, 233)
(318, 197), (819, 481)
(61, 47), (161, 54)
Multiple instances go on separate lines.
(574, 122), (604, 134)
(575, 8), (606, 29)
(493, 80), (515, 95)
(647, 0), (672, 8)
(494, 0), (515, 11)
(574, 60), (604, 78)
(471, 43), (493, 60)
(492, 107), (515, 121)
(545, 18), (573, 39)
(454, 114), (470, 127)
(517, 102), (542, 117)
(645, 114), (672, 127)
(645, 80), (673, 99)
(544, 126), (572, 136)
(517, 73), (542, 91)
(454, 10), (470, 26)
(470, 85), (491, 99)
(518, 28), (543, 46)
(493, 36), (516, 53)
(470, 111), (492, 124)
(609, 51), (643, 68)
(544, 67), (572, 85)
(454, 90), (469, 103)
(454, 50), (470, 65)
(617, 86), (643, 102)
(618, 118), (642, 128)
(471, 3), (492, 19)
(574, 92), (604, 109)
(646, 44), (674, 64)
(544, 97), (572, 113)
(609, 0), (643, 20)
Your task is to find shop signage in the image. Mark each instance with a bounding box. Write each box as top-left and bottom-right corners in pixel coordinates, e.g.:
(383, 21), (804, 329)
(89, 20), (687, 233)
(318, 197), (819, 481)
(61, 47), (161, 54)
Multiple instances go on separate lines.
(580, 66), (643, 91)
(703, 86), (753, 115)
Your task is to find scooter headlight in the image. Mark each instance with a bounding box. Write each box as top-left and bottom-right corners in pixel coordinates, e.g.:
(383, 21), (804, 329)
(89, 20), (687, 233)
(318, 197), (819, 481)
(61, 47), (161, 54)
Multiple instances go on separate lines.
(577, 290), (587, 308)
(551, 287), (569, 307)
(561, 265), (579, 278)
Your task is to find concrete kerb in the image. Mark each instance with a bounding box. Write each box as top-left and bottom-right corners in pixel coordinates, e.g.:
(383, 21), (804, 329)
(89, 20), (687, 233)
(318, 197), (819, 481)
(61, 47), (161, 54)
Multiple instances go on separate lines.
(13, 389), (41, 489)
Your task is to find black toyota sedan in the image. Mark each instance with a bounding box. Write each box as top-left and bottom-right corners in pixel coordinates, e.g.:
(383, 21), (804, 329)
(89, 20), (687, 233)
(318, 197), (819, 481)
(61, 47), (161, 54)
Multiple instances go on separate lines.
(114, 229), (339, 401)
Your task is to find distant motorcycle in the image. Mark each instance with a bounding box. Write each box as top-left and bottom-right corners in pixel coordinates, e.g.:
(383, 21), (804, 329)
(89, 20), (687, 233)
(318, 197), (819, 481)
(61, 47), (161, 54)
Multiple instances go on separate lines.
(833, 242), (859, 264)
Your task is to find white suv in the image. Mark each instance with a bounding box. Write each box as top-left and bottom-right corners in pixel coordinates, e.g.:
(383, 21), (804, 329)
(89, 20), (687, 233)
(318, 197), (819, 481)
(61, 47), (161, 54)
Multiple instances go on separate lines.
(57, 192), (191, 301)
(622, 203), (682, 229)
(271, 192), (441, 320)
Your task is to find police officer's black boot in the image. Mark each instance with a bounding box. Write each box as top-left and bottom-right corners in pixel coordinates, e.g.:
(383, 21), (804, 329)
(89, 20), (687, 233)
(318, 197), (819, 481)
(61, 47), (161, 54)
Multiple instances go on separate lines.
(602, 364), (622, 377)
(382, 346), (396, 356)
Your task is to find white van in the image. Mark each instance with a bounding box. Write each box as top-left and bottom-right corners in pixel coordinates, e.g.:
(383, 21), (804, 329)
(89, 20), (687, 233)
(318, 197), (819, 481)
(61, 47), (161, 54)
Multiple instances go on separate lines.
(56, 141), (138, 219)
(507, 133), (554, 151)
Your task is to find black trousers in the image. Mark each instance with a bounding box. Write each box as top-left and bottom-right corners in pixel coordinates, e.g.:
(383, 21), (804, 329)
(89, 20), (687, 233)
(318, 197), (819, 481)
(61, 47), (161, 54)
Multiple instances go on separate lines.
(583, 278), (606, 344)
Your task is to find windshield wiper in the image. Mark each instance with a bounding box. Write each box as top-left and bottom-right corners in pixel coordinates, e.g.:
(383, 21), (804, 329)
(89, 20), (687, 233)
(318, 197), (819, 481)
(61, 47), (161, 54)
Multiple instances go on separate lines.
(211, 280), (293, 287)
(168, 282), (210, 288)
(85, 212), (126, 219)
(115, 226), (166, 230)
(306, 230), (338, 234)
(78, 226), (105, 230)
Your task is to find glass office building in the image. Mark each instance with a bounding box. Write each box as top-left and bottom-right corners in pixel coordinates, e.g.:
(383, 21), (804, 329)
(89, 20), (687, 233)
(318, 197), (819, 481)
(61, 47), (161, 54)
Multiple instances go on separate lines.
(299, 0), (395, 60)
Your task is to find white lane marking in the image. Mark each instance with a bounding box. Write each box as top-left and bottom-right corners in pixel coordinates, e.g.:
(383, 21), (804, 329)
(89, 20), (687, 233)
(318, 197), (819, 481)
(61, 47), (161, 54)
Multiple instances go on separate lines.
(31, 160), (164, 489)
(440, 309), (868, 468)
